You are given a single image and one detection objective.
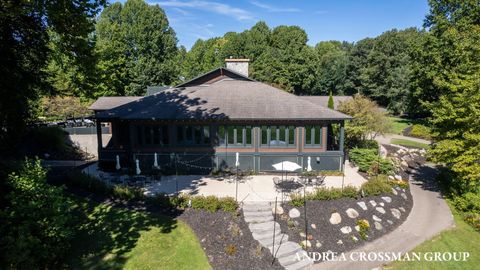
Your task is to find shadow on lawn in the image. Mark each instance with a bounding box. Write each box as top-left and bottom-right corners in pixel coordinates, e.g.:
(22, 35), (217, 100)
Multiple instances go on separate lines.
(66, 198), (178, 270)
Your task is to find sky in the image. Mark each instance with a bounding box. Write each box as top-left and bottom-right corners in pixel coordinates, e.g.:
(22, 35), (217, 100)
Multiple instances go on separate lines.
(132, 0), (430, 50)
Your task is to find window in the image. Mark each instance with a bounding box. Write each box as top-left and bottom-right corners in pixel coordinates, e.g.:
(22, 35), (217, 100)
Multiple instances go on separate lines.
(218, 125), (252, 147)
(305, 126), (322, 147)
(176, 125), (211, 145)
(260, 126), (296, 147)
(137, 125), (169, 146)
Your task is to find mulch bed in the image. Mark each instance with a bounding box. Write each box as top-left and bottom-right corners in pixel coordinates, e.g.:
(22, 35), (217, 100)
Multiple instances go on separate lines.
(180, 209), (283, 270)
(277, 188), (413, 263)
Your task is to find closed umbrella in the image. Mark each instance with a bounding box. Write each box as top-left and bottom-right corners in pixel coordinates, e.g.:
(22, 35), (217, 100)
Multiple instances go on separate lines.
(135, 159), (141, 175)
(115, 155), (121, 170)
(235, 152), (240, 167)
(153, 153), (159, 168)
(307, 156), (312, 172)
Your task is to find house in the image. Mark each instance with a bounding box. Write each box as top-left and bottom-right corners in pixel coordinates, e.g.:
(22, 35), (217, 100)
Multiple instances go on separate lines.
(90, 59), (351, 174)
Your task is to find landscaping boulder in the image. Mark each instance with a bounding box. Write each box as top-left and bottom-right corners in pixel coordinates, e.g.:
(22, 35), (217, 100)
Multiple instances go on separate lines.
(329, 212), (342, 225)
(289, 208), (300, 218)
(346, 208), (359, 219)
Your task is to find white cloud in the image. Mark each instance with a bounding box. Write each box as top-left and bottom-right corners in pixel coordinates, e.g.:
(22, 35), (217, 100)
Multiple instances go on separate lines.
(155, 0), (254, 21)
(250, 0), (300, 13)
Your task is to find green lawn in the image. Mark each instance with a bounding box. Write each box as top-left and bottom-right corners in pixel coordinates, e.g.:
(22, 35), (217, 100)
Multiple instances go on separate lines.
(389, 204), (480, 270)
(390, 138), (430, 149)
(66, 196), (211, 270)
(389, 117), (415, 134)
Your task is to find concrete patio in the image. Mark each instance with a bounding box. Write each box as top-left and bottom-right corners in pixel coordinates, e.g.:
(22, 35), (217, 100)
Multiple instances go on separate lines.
(83, 160), (366, 202)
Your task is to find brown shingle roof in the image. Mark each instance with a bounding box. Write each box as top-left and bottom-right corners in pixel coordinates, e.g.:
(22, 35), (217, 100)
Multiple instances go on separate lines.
(298, 96), (353, 110)
(96, 79), (351, 121)
(89, 96), (142, 111)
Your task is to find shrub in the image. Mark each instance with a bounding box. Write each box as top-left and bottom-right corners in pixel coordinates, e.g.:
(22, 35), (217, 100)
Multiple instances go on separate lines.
(453, 192), (480, 213)
(0, 159), (75, 268)
(29, 126), (68, 153)
(464, 212), (480, 231)
(361, 176), (393, 196)
(66, 171), (112, 195)
(409, 124), (432, 140)
(225, 244), (237, 255)
(112, 185), (144, 200)
(289, 186), (358, 205)
(349, 148), (393, 174)
(389, 180), (409, 189)
(190, 195), (238, 212)
(357, 139), (379, 149)
(356, 219), (370, 240)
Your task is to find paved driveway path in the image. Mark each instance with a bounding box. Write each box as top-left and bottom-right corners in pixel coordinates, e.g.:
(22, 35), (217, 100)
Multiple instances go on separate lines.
(310, 164), (454, 270)
(376, 134), (431, 146)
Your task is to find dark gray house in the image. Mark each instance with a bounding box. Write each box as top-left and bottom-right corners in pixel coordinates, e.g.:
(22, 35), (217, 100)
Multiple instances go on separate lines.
(90, 59), (351, 174)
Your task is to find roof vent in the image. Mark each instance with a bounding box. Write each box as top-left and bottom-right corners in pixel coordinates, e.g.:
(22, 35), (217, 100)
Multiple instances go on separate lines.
(225, 58), (250, 77)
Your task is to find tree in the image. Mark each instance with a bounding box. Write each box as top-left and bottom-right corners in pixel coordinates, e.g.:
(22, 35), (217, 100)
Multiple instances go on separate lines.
(327, 91), (334, 109)
(0, 0), (105, 153)
(312, 41), (349, 95)
(338, 94), (391, 146)
(421, 0), (480, 193)
(0, 159), (74, 268)
(95, 0), (179, 96)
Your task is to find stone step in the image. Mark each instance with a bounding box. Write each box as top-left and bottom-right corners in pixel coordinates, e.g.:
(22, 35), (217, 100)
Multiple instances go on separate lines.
(258, 233), (289, 248)
(284, 257), (313, 270)
(244, 214), (274, 223)
(249, 221), (280, 233)
(269, 241), (302, 259)
(252, 228), (281, 240)
(278, 249), (310, 267)
(243, 203), (271, 213)
(243, 209), (272, 218)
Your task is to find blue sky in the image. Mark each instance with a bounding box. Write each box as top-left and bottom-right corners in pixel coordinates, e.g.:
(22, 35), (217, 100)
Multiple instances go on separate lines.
(138, 0), (430, 50)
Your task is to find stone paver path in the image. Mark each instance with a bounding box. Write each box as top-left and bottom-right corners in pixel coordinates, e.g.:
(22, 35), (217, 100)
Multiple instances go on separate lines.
(243, 202), (313, 270)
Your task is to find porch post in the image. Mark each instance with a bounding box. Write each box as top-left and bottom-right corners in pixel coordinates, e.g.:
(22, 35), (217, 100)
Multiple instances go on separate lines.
(96, 119), (103, 159)
(339, 121), (345, 152)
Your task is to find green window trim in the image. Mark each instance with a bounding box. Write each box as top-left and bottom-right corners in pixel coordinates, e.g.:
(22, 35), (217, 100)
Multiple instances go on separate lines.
(260, 126), (296, 148)
(217, 125), (252, 147)
(304, 126), (323, 148)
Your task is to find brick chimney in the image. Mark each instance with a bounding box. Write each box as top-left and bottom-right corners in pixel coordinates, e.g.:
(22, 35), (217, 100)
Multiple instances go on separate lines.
(225, 58), (250, 77)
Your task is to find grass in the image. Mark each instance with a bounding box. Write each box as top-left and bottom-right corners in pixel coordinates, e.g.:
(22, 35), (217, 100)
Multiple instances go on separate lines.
(389, 203), (480, 270)
(66, 196), (211, 270)
(389, 117), (415, 135)
(390, 138), (430, 149)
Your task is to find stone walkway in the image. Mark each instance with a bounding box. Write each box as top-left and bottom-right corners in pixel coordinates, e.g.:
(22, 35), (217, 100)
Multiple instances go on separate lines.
(243, 201), (313, 270)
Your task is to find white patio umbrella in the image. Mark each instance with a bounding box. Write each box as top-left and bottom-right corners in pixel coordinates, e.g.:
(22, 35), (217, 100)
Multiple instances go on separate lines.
(307, 156), (312, 172)
(272, 161), (302, 182)
(135, 159), (141, 175)
(115, 155), (121, 170)
(272, 161), (302, 172)
(153, 152), (159, 168)
(235, 152), (240, 167)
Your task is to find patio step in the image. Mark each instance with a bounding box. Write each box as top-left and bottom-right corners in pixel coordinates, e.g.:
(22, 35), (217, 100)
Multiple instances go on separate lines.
(269, 241), (302, 258)
(243, 201), (312, 270)
(244, 214), (274, 223)
(249, 221), (280, 233)
(252, 228), (282, 241)
(243, 209), (272, 218)
(278, 249), (310, 266)
(242, 203), (271, 213)
(257, 233), (289, 248)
